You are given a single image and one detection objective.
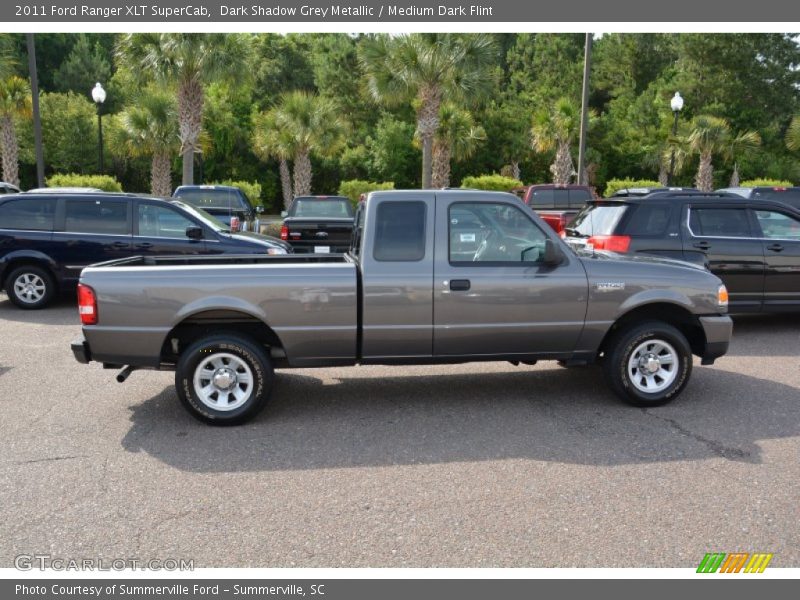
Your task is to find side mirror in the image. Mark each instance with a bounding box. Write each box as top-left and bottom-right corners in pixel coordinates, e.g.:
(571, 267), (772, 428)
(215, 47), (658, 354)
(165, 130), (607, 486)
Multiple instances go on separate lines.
(542, 239), (564, 265)
(280, 211), (288, 218)
(256, 205), (264, 214)
(185, 226), (204, 240)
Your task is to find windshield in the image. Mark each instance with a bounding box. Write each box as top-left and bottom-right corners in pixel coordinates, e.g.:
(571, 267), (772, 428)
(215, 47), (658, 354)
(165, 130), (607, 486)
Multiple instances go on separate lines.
(289, 198), (354, 218)
(566, 204), (628, 238)
(170, 200), (231, 232)
(174, 188), (250, 211)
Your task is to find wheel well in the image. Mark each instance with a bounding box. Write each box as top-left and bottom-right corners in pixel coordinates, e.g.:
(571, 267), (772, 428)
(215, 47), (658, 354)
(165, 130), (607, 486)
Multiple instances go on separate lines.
(1, 259), (56, 289)
(599, 303), (706, 357)
(160, 310), (286, 365)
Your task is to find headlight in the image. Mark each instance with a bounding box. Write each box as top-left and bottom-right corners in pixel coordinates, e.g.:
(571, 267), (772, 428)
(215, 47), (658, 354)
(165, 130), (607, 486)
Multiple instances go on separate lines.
(717, 284), (729, 308)
(266, 247), (287, 255)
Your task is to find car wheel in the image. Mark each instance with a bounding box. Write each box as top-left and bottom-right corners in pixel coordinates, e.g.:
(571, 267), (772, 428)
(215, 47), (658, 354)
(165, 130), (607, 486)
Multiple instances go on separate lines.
(4, 265), (56, 309)
(603, 321), (692, 407)
(175, 333), (273, 425)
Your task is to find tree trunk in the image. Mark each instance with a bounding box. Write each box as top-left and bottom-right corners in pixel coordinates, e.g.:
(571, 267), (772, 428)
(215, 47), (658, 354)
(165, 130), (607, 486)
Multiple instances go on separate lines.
(511, 160), (520, 181)
(695, 152), (714, 192)
(0, 115), (20, 187)
(658, 164), (668, 187)
(551, 141), (573, 185)
(151, 151), (172, 197)
(279, 159), (293, 208)
(293, 150), (312, 197)
(417, 85), (442, 189)
(729, 163), (740, 187)
(177, 79), (204, 186)
(431, 138), (451, 189)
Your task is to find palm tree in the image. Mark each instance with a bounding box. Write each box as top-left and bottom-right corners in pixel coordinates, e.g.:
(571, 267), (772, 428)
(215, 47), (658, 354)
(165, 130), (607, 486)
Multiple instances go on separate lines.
(252, 110), (294, 209)
(116, 33), (250, 186)
(727, 130), (762, 187)
(108, 91), (179, 196)
(360, 34), (497, 189)
(786, 115), (800, 152)
(531, 98), (581, 185)
(431, 104), (486, 188)
(0, 76), (32, 187)
(253, 91), (346, 198)
(686, 115), (760, 192)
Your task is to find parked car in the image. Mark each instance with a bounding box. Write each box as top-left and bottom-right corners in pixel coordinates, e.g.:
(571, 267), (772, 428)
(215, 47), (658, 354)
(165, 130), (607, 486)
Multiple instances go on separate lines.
(280, 195), (355, 253)
(72, 189), (731, 425)
(610, 186), (697, 197)
(715, 186), (800, 210)
(0, 182), (21, 194)
(172, 185), (263, 232)
(26, 187), (103, 193)
(0, 192), (289, 309)
(511, 184), (596, 234)
(563, 190), (800, 312)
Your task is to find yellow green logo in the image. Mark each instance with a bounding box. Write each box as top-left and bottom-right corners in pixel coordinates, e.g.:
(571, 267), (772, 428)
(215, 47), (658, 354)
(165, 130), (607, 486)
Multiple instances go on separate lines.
(697, 552), (773, 573)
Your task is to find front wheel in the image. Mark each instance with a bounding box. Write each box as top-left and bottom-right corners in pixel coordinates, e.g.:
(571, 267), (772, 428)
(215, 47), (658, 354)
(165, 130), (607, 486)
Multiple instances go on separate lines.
(603, 321), (692, 407)
(175, 334), (273, 425)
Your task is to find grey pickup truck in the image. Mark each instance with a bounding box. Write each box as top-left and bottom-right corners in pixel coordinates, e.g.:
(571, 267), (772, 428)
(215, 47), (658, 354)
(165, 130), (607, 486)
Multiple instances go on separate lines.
(72, 190), (732, 425)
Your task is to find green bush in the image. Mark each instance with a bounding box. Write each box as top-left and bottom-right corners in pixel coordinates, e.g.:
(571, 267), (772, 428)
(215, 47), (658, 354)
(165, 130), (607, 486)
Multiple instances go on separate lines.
(739, 179), (794, 188)
(603, 179), (661, 197)
(46, 173), (123, 192)
(338, 179), (395, 204)
(460, 174), (523, 191)
(209, 180), (263, 207)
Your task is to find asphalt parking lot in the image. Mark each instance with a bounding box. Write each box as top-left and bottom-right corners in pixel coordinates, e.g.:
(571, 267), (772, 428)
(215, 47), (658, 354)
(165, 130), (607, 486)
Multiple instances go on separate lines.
(0, 293), (798, 568)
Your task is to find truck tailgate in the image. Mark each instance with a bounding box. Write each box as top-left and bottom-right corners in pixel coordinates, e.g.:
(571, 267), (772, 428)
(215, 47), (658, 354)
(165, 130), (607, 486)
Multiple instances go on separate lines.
(283, 217), (354, 252)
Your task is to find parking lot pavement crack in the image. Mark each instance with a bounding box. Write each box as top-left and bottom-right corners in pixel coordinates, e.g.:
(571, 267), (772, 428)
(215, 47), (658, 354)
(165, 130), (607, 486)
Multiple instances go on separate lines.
(642, 410), (751, 461)
(12, 454), (89, 465)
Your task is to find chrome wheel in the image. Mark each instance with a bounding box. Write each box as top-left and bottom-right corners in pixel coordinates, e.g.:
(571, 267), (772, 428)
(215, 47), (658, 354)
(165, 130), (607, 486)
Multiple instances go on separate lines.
(626, 339), (678, 394)
(192, 352), (254, 411)
(13, 272), (47, 304)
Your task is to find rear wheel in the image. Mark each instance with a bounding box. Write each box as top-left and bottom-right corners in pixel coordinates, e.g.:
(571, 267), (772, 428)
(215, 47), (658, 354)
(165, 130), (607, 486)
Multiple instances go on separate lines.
(4, 265), (56, 309)
(603, 321), (692, 407)
(175, 333), (273, 425)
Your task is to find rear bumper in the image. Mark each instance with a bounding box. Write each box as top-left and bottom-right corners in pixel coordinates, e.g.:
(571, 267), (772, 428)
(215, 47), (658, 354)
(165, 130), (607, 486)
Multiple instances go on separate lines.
(71, 335), (92, 364)
(698, 315), (733, 365)
(289, 241), (350, 254)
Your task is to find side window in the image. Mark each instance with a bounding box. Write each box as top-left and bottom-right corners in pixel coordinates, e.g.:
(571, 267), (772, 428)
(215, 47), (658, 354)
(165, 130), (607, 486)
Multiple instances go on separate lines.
(0, 198), (56, 230)
(530, 189), (555, 209)
(753, 210), (800, 240)
(449, 202), (548, 264)
(138, 204), (195, 238)
(373, 201), (426, 261)
(65, 200), (129, 235)
(689, 208), (751, 238)
(349, 202), (366, 259)
(624, 204), (672, 236)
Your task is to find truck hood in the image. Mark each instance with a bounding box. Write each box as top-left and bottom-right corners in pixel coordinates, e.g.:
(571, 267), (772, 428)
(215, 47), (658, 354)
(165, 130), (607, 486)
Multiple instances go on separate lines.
(577, 249), (706, 272)
(220, 230), (291, 250)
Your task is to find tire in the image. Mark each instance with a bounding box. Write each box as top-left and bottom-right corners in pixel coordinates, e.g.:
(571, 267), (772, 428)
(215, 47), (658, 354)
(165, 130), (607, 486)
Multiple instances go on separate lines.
(175, 333), (273, 425)
(4, 265), (56, 309)
(602, 321), (692, 407)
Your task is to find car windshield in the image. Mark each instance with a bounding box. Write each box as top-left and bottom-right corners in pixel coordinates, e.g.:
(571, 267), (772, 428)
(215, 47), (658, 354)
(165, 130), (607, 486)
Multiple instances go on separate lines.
(170, 200), (231, 233)
(565, 204), (628, 238)
(290, 198), (354, 218)
(174, 188), (248, 211)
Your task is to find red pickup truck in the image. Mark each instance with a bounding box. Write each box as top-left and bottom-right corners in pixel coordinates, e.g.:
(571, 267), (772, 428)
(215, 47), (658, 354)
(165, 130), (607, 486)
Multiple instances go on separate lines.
(511, 184), (596, 234)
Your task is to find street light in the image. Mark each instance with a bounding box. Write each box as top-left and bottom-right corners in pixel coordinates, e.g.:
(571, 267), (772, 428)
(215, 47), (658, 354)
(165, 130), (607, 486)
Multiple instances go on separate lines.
(91, 82), (106, 173)
(667, 91), (683, 185)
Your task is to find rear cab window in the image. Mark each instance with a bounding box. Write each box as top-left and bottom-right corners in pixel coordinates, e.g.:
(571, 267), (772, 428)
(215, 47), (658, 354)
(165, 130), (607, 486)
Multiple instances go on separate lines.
(174, 188), (250, 212)
(373, 201), (426, 261)
(530, 189), (555, 209)
(289, 198), (354, 218)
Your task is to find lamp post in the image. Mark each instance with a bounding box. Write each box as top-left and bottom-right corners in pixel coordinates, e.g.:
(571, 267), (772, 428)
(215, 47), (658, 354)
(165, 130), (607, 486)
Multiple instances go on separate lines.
(667, 91), (683, 186)
(91, 82), (106, 173)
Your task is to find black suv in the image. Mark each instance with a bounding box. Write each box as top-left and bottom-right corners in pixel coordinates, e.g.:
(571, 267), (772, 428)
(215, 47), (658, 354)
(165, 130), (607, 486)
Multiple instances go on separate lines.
(564, 191), (800, 312)
(716, 186), (800, 210)
(0, 192), (289, 309)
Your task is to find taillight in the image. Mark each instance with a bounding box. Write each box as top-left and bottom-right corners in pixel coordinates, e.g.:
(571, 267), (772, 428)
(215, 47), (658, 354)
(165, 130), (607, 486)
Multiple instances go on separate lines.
(280, 225), (289, 240)
(587, 235), (631, 253)
(77, 284), (97, 325)
(230, 216), (241, 232)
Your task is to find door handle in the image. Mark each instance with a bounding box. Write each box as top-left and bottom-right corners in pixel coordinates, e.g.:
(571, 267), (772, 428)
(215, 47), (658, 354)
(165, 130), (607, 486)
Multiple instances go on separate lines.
(135, 242), (154, 249)
(693, 241), (711, 250)
(449, 279), (471, 291)
(767, 243), (784, 253)
(111, 241), (128, 248)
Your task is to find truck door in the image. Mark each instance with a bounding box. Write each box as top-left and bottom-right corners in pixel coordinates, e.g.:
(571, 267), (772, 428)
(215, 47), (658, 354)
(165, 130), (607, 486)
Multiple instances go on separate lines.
(433, 194), (588, 357)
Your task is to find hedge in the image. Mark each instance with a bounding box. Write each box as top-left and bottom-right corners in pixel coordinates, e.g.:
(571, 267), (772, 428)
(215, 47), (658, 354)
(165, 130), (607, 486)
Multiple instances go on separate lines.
(738, 179), (794, 188)
(338, 179), (395, 204)
(460, 174), (523, 191)
(209, 180), (263, 207)
(45, 173), (123, 192)
(603, 179), (661, 197)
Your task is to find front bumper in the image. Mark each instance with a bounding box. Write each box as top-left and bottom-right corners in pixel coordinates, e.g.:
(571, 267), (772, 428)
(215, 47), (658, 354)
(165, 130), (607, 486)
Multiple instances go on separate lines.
(698, 315), (733, 365)
(71, 336), (91, 364)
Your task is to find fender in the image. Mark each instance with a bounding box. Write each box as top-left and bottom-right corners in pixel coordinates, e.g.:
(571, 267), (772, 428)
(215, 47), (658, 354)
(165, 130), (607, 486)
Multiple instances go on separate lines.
(172, 295), (269, 326)
(0, 250), (61, 284)
(615, 288), (697, 317)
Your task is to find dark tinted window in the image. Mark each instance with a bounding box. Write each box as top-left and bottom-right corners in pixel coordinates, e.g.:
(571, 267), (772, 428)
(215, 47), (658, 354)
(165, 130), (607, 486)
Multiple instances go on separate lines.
(530, 189), (555, 209)
(751, 189), (800, 209)
(175, 189), (250, 211)
(373, 201), (426, 261)
(689, 208), (751, 238)
(0, 198), (56, 230)
(65, 199), (129, 235)
(553, 189), (569, 208)
(289, 198), (354, 218)
(624, 204), (672, 236)
(567, 204), (628, 236)
(568, 188), (592, 207)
